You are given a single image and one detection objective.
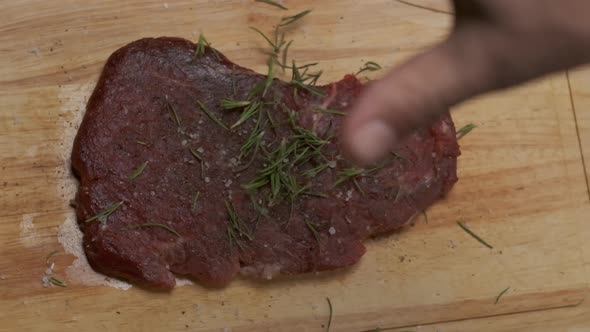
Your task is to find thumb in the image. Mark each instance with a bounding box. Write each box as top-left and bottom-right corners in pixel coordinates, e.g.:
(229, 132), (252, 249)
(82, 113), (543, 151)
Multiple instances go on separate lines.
(341, 35), (492, 165)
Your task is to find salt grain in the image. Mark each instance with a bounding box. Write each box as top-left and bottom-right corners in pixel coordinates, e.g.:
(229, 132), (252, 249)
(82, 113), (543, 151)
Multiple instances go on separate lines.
(328, 226), (336, 235)
(205, 177), (211, 183)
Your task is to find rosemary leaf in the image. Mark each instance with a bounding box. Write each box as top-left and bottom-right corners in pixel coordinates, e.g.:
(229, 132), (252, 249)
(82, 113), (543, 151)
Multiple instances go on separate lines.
(280, 9), (311, 26)
(457, 221), (493, 249)
(255, 0), (288, 10)
(221, 99), (251, 109)
(166, 99), (181, 127)
(129, 161), (148, 180)
(305, 218), (320, 242)
(326, 297), (333, 332)
(136, 140), (147, 145)
(250, 27), (280, 53)
(45, 250), (59, 263)
(313, 108), (346, 116)
(495, 286), (510, 304)
(48, 276), (67, 287)
(192, 191), (200, 211)
(195, 33), (209, 57)
(356, 61), (382, 76)
(197, 100), (229, 130)
(456, 123), (477, 139)
(85, 201), (124, 223)
(232, 102), (261, 129)
(126, 223), (181, 237)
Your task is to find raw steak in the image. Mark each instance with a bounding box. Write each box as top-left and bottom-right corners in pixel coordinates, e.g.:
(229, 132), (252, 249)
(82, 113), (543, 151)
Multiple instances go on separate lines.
(72, 37), (460, 290)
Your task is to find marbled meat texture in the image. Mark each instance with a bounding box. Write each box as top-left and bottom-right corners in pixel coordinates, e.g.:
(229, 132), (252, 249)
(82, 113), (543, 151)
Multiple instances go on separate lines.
(71, 37), (460, 290)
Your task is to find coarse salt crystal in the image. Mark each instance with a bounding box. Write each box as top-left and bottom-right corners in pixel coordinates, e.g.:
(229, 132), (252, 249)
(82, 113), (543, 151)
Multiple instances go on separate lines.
(328, 227), (336, 235)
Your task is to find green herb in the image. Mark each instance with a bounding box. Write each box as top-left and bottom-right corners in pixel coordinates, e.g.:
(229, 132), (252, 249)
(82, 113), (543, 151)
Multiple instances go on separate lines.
(326, 297), (333, 332)
(232, 101), (261, 129)
(48, 276), (67, 287)
(239, 120), (266, 160)
(303, 163), (330, 178)
(129, 161), (148, 180)
(457, 221), (493, 249)
(126, 223), (180, 237)
(281, 40), (294, 71)
(495, 286), (510, 304)
(225, 200), (253, 249)
(255, 0), (288, 10)
(189, 147), (205, 179)
(136, 140), (147, 145)
(334, 164), (383, 188)
(280, 9), (311, 26)
(422, 210), (428, 224)
(197, 100), (229, 130)
(85, 201), (124, 223)
(456, 123), (477, 139)
(249, 27), (285, 55)
(195, 33), (211, 58)
(166, 99), (181, 127)
(305, 218), (320, 242)
(291, 60), (325, 96)
(221, 99), (251, 109)
(356, 61), (382, 76)
(45, 250), (58, 263)
(192, 191), (200, 211)
(313, 108), (346, 116)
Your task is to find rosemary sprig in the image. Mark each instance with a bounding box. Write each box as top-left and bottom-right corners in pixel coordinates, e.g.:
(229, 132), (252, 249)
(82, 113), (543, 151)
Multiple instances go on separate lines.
(221, 99), (251, 109)
(280, 9), (311, 26)
(326, 297), (333, 332)
(85, 201), (124, 223)
(231, 101), (261, 129)
(313, 108), (346, 116)
(166, 99), (181, 127)
(456, 123), (477, 139)
(255, 0), (288, 10)
(197, 100), (229, 130)
(291, 60), (325, 96)
(305, 218), (320, 242)
(192, 191), (200, 211)
(457, 221), (493, 249)
(249, 27), (285, 55)
(495, 286), (510, 304)
(239, 120), (266, 160)
(303, 162), (330, 178)
(48, 276), (67, 287)
(126, 223), (181, 237)
(356, 61), (382, 76)
(129, 161), (148, 180)
(281, 40), (294, 71)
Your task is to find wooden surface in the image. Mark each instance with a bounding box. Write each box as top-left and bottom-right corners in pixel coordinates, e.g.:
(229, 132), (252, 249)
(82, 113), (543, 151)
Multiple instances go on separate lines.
(1, 1), (590, 331)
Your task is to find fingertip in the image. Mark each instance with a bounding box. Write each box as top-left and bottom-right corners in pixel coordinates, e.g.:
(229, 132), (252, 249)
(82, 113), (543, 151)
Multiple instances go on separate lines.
(342, 119), (397, 166)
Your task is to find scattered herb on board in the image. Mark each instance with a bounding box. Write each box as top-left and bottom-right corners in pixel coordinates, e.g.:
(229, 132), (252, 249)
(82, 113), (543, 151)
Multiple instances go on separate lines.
(192, 191), (200, 211)
(326, 297), (333, 332)
(45, 250), (59, 263)
(356, 61), (382, 76)
(313, 108), (346, 116)
(255, 0), (288, 10)
(197, 100), (229, 130)
(129, 161), (148, 180)
(457, 221), (493, 249)
(48, 276), (67, 287)
(280, 9), (312, 26)
(495, 286), (510, 304)
(85, 201), (124, 223)
(126, 223), (181, 237)
(456, 123), (477, 139)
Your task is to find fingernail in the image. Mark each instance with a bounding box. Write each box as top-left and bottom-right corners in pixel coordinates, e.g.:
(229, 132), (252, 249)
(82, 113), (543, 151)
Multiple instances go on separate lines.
(349, 121), (396, 164)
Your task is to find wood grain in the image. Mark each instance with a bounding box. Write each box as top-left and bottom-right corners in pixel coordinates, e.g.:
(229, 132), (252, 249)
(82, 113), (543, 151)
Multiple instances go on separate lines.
(1, 1), (590, 331)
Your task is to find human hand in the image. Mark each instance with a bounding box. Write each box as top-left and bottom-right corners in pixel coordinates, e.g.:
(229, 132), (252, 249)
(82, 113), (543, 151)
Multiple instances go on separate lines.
(342, 0), (590, 165)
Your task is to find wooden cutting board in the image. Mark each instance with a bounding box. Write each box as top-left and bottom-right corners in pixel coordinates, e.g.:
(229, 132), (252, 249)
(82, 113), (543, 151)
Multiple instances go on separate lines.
(2, 1), (590, 331)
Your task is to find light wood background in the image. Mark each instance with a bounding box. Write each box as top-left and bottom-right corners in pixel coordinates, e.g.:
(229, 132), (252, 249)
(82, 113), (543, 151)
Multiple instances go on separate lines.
(1, 1), (590, 331)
